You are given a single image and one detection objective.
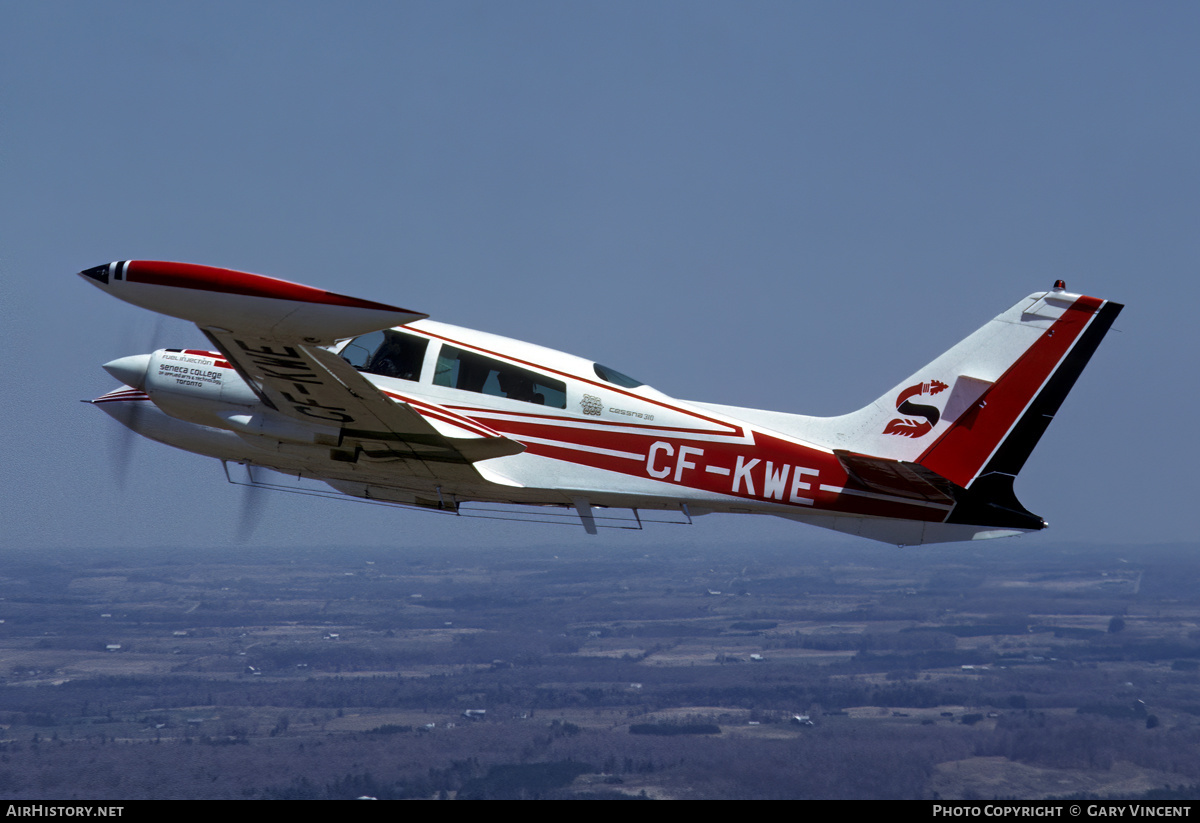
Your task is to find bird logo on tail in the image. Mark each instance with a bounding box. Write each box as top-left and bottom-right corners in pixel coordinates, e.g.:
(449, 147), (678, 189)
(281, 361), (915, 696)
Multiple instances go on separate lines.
(882, 379), (948, 438)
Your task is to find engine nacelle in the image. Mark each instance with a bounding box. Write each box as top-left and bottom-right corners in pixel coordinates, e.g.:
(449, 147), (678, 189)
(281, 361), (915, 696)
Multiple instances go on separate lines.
(142, 349), (341, 447)
(144, 348), (257, 422)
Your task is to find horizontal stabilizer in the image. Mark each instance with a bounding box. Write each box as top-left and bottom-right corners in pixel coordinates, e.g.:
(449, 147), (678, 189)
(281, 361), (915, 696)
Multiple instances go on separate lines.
(835, 451), (957, 505)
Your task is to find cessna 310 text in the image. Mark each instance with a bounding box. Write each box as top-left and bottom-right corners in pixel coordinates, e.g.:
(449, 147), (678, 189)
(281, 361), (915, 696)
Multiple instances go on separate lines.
(81, 261), (1122, 545)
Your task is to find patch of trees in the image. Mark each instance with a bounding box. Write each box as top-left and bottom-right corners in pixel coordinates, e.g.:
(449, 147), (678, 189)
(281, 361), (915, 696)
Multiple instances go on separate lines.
(629, 723), (721, 736)
(977, 712), (1200, 779)
(261, 772), (414, 800)
(457, 760), (595, 799)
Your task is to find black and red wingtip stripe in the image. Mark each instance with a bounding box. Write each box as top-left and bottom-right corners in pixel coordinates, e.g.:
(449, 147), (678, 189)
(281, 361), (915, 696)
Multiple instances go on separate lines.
(79, 260), (428, 319)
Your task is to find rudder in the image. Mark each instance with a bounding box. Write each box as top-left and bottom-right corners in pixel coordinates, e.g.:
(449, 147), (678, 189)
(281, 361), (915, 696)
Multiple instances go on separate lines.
(814, 283), (1122, 534)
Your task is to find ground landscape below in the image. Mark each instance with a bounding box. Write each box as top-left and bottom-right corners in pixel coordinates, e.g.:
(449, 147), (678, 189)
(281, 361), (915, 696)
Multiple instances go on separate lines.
(0, 536), (1198, 799)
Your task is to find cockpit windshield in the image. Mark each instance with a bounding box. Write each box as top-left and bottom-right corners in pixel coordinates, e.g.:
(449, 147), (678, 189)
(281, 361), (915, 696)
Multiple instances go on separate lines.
(593, 363), (644, 388)
(341, 330), (429, 382)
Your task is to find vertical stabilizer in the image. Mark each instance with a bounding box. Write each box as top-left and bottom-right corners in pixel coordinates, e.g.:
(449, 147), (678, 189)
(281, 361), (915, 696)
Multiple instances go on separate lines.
(795, 283), (1122, 535)
(801, 286), (1121, 485)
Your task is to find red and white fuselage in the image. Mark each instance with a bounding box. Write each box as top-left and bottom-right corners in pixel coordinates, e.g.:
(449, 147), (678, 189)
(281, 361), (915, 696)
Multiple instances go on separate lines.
(82, 261), (1122, 545)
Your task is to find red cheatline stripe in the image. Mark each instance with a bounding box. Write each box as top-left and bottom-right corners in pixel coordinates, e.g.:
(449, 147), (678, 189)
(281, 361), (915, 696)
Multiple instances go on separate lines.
(381, 390), (506, 439)
(413, 326), (744, 438)
(454, 404), (740, 437)
(124, 261), (422, 315)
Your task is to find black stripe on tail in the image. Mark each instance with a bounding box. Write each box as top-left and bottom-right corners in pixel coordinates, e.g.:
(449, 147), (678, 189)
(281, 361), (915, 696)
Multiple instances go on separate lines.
(946, 299), (1123, 530)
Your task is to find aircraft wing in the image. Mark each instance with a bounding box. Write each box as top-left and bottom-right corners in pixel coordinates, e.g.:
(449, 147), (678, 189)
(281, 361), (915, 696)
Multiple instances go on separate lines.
(204, 328), (525, 463)
(81, 260), (526, 465)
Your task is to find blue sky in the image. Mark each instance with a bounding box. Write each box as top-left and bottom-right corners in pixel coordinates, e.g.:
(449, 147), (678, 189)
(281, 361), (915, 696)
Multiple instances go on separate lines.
(3, 2), (1196, 553)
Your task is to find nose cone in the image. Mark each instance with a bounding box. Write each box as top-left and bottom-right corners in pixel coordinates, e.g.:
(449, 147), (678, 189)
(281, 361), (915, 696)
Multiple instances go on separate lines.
(103, 354), (152, 390)
(80, 263), (115, 285)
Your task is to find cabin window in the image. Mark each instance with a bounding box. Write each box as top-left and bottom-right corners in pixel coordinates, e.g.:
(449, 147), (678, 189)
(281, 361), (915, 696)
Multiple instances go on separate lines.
(434, 345), (566, 408)
(341, 330), (429, 382)
(594, 363), (644, 388)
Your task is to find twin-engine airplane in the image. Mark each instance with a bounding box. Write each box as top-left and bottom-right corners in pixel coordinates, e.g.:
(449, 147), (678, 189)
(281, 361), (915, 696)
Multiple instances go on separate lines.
(81, 261), (1121, 545)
